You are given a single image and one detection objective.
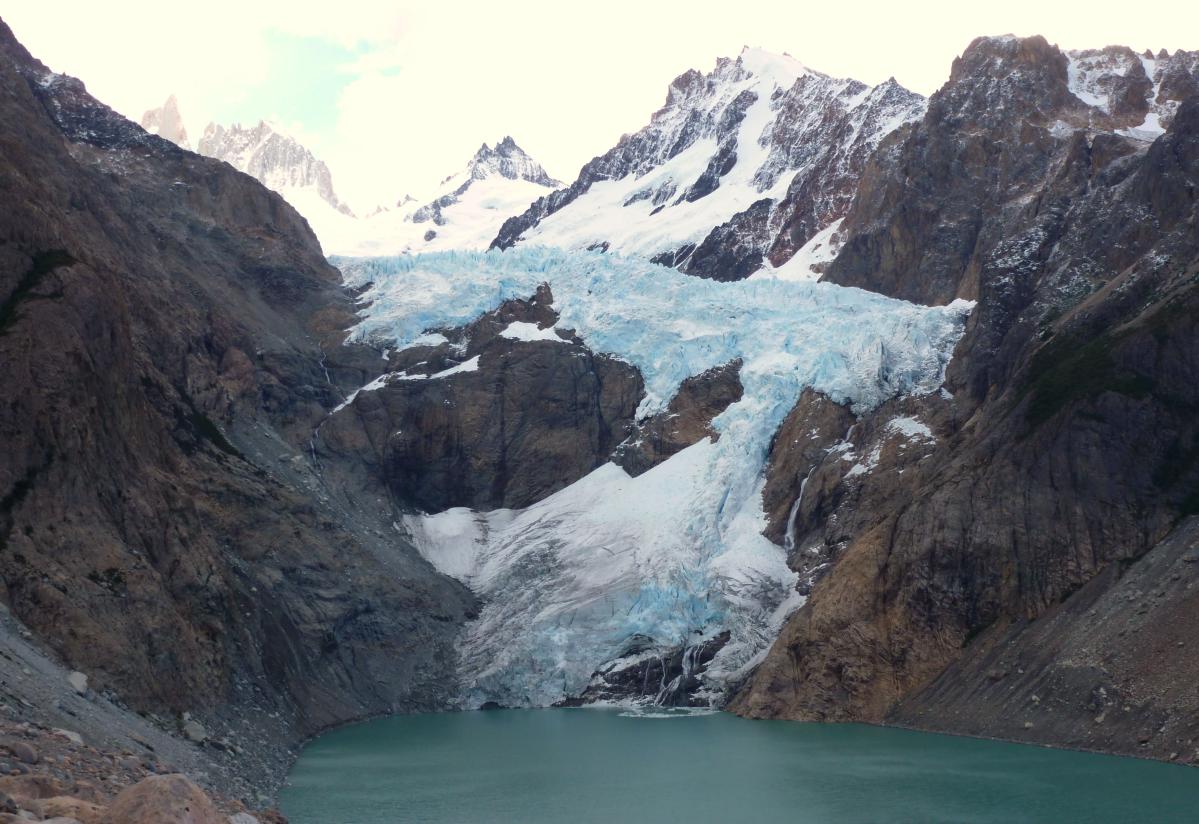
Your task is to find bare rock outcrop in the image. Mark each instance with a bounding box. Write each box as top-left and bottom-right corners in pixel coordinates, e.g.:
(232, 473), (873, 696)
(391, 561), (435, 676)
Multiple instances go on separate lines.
(733, 37), (1199, 764)
(614, 359), (743, 476)
(319, 285), (643, 512)
(0, 15), (472, 799)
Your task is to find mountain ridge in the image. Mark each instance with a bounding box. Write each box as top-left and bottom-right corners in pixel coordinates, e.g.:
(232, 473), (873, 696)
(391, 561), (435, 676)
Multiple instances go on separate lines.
(491, 46), (926, 281)
(342, 135), (560, 256)
(732, 33), (1199, 766)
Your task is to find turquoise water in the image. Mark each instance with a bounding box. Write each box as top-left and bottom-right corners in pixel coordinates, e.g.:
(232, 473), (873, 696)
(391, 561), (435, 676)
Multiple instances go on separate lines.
(279, 709), (1199, 823)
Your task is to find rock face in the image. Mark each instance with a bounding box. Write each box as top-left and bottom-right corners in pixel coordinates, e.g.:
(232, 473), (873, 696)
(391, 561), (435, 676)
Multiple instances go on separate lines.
(319, 285), (643, 512)
(139, 94), (190, 149)
(824, 35), (1199, 305)
(1066, 46), (1199, 133)
(758, 387), (854, 549)
(0, 14), (471, 797)
(138, 99), (357, 252)
(733, 35), (1199, 763)
(492, 47), (925, 280)
(614, 359), (743, 476)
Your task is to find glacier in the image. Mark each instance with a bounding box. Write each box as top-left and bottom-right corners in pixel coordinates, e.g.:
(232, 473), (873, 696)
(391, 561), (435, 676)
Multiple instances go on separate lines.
(336, 247), (972, 707)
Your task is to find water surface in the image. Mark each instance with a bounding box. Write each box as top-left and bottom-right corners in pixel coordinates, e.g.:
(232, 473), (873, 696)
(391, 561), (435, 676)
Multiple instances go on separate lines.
(280, 709), (1198, 823)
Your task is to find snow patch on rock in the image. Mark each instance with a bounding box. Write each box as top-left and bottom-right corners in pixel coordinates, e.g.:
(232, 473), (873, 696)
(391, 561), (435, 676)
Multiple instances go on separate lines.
(500, 321), (564, 343)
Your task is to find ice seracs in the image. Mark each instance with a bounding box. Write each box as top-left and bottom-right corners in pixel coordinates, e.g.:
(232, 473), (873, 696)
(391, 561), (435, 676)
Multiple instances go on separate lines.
(338, 247), (973, 708)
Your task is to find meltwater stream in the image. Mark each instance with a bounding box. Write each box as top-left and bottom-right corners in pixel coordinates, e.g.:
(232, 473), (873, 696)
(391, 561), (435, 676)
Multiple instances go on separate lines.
(279, 709), (1199, 823)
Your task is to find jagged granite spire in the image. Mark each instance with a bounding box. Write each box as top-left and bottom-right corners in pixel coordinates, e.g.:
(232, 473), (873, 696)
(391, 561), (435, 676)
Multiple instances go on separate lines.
(465, 136), (561, 187)
(139, 93), (190, 149)
(198, 120), (353, 217)
(410, 136), (560, 226)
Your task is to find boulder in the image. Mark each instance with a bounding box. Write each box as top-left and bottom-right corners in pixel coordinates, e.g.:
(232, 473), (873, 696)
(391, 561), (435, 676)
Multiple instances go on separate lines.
(107, 775), (224, 824)
(0, 773), (66, 802)
(66, 672), (88, 696)
(34, 796), (106, 824)
(181, 720), (207, 744)
(52, 730), (83, 746)
(7, 744), (35, 766)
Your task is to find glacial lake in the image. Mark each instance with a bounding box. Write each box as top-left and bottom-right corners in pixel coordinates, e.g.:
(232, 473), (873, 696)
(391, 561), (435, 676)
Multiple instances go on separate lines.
(279, 708), (1199, 823)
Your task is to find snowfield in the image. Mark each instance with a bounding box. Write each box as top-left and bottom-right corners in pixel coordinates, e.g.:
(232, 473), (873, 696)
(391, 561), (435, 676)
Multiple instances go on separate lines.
(337, 247), (972, 707)
(332, 175), (553, 256)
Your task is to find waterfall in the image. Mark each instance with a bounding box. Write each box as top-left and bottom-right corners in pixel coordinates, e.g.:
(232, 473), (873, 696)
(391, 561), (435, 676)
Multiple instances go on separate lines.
(653, 643), (703, 706)
(783, 464), (818, 554)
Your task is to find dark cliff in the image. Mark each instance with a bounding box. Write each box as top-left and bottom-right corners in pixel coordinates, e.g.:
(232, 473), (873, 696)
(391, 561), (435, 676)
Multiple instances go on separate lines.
(733, 35), (1199, 764)
(0, 17), (473, 798)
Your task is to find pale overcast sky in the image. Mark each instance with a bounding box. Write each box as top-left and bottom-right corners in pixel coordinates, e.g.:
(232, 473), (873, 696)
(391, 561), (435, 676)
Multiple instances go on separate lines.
(6, 1), (1198, 210)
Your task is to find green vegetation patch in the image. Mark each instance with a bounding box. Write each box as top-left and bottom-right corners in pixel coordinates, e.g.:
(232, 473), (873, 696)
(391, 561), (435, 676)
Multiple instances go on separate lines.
(1022, 332), (1153, 430)
(188, 409), (241, 456)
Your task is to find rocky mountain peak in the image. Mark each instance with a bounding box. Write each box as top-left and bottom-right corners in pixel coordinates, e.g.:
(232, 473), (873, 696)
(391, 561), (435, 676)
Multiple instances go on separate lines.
(936, 35), (1199, 136)
(736, 45), (811, 83)
(465, 136), (560, 187)
(938, 34), (1081, 127)
(139, 93), (190, 149)
(198, 120), (353, 216)
(493, 48), (925, 281)
(665, 68), (706, 105)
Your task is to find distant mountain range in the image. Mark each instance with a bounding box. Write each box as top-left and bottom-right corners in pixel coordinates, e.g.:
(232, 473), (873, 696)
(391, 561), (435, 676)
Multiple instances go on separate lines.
(140, 97), (561, 257)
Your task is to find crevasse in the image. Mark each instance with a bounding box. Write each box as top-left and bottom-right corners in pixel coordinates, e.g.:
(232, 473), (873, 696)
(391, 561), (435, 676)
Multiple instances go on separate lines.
(337, 247), (972, 707)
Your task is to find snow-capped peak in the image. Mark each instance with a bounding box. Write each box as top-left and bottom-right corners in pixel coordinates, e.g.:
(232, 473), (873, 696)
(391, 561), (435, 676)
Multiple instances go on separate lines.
(198, 119), (353, 217)
(331, 138), (560, 256)
(736, 45), (810, 85)
(493, 49), (925, 280)
(464, 136), (561, 188)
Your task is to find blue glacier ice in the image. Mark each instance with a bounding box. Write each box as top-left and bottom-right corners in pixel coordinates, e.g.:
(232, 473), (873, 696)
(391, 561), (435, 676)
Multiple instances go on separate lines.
(336, 247), (973, 707)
